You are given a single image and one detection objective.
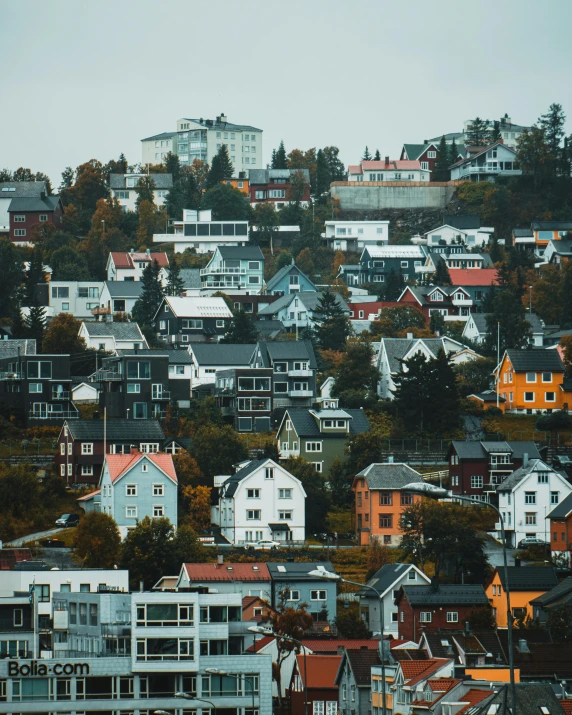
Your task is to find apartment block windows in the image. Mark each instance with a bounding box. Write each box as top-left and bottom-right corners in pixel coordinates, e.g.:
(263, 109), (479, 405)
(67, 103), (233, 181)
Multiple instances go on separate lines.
(52, 287), (69, 298)
(378, 492), (392, 505)
(525, 512), (537, 525)
(247, 510), (261, 520)
(551, 492), (560, 504)
(524, 392), (535, 402)
(542, 372), (552, 382)
(153, 505), (165, 517)
(470, 475), (484, 489)
(526, 372), (537, 383)
(379, 514), (393, 528)
(126, 361), (150, 379)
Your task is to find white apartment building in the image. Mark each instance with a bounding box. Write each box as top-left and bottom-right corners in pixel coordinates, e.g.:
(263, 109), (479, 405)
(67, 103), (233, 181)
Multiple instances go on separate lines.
(154, 209), (250, 254)
(323, 220), (389, 251)
(110, 173), (173, 212)
(142, 113), (263, 175)
(212, 458), (306, 546)
(48, 281), (104, 320)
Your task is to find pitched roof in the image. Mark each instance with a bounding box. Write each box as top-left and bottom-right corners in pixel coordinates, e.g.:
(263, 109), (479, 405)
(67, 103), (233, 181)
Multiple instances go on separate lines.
(450, 440), (541, 461)
(472, 683), (566, 715)
(356, 463), (423, 490)
(402, 584), (489, 606)
(363, 244), (426, 259)
(266, 262), (315, 292)
(300, 639), (379, 654)
(258, 291), (348, 317)
(81, 322), (145, 340)
(529, 576), (572, 607)
(504, 349), (564, 372)
(140, 131), (177, 141)
(110, 173), (173, 190)
(448, 269), (499, 286)
(0, 339), (36, 358)
(442, 214), (483, 230)
(190, 343), (256, 366)
(357, 159), (425, 172)
(8, 196), (61, 212)
(180, 268), (202, 289)
(161, 296), (233, 318)
(381, 337), (468, 373)
(110, 251), (169, 268)
(105, 453), (177, 484)
(183, 562), (270, 582)
(547, 492), (572, 520)
(103, 281), (144, 297)
(295, 654), (341, 689)
(267, 562), (335, 580)
(359, 563), (429, 598)
(65, 419), (164, 441)
(344, 649), (382, 686)
(531, 221), (572, 231)
(0, 181), (48, 198)
(217, 246), (263, 260)
(497, 565), (558, 592)
(285, 408), (370, 438)
(116, 348), (194, 364)
(249, 168), (311, 184)
(455, 688), (495, 714)
(402, 143), (431, 160)
(221, 458), (273, 497)
(400, 659), (451, 685)
(257, 340), (318, 368)
(496, 459), (558, 492)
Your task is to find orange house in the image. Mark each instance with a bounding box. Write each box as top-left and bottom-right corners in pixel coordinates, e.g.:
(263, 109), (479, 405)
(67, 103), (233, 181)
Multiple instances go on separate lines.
(223, 177), (249, 195)
(485, 565), (558, 628)
(352, 463), (423, 546)
(494, 349), (571, 414)
(531, 221), (572, 254)
(547, 491), (572, 564)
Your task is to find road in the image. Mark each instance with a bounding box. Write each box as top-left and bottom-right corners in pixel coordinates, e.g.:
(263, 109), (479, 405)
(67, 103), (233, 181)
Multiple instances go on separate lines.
(7, 527), (63, 547)
(483, 536), (516, 568)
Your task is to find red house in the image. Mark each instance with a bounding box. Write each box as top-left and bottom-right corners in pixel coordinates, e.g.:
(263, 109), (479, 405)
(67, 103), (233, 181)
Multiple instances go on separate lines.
(8, 193), (63, 244)
(289, 654), (341, 715)
(249, 168), (311, 209)
(348, 301), (404, 320)
(395, 584), (490, 641)
(400, 143), (440, 176)
(397, 285), (475, 322)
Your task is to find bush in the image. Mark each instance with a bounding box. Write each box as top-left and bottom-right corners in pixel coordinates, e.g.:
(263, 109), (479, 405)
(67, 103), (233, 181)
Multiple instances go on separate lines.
(536, 410), (572, 431)
(485, 406), (504, 417)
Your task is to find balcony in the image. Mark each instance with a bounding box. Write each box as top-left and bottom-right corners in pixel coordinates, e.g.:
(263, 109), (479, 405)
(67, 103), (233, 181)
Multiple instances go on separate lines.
(91, 306), (111, 316)
(200, 267), (246, 275)
(92, 369), (122, 382)
(459, 166), (522, 177)
(52, 390), (71, 400)
(101, 623), (132, 638)
(290, 389), (313, 398)
(215, 386), (236, 397)
(151, 390), (171, 401)
(220, 406), (236, 417)
(280, 449), (300, 458)
(29, 408), (79, 420)
(451, 298), (473, 307)
(0, 371), (23, 380)
(288, 369), (313, 377)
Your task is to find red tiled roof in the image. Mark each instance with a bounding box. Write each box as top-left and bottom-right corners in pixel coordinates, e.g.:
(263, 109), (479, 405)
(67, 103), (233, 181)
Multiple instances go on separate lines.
(456, 688), (494, 714)
(110, 251), (169, 268)
(105, 454), (177, 484)
(77, 489), (101, 501)
(242, 596), (259, 608)
(296, 654), (341, 689)
(412, 678), (462, 703)
(300, 639), (379, 653)
(245, 635), (275, 652)
(401, 659), (451, 686)
(561, 701), (572, 715)
(448, 268), (499, 286)
(183, 562), (270, 582)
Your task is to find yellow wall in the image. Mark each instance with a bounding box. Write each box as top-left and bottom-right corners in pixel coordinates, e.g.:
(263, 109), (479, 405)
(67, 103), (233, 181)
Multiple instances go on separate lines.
(486, 571), (546, 627)
(497, 354), (569, 412)
(465, 667), (520, 683)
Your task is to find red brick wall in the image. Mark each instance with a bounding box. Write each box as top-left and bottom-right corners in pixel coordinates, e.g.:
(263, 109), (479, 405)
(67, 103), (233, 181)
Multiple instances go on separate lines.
(397, 595), (484, 641)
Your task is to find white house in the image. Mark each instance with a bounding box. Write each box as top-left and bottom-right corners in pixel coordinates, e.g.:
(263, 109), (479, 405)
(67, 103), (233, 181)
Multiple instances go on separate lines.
(48, 281), (105, 320)
(153, 209), (250, 254)
(99, 280), (144, 317)
(496, 458), (572, 548)
(97, 453), (178, 540)
(187, 343), (257, 386)
(71, 381), (99, 403)
(109, 173), (173, 212)
(450, 143), (522, 181)
(257, 291), (350, 333)
(106, 250), (169, 282)
(78, 321), (148, 352)
(348, 158), (431, 182)
(463, 312), (545, 347)
(417, 215), (494, 248)
(323, 220), (389, 251)
(211, 458), (306, 546)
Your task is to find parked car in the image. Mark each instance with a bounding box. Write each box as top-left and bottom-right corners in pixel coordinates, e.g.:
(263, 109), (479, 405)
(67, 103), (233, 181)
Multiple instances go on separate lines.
(253, 540), (280, 550)
(518, 537), (547, 549)
(55, 513), (79, 528)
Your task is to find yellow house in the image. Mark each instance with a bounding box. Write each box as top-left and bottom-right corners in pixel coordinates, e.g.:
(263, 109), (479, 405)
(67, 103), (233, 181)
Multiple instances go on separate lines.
(486, 565), (558, 628)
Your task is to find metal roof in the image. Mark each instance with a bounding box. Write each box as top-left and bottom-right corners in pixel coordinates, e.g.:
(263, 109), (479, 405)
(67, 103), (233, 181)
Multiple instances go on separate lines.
(8, 196), (60, 212)
(285, 408), (370, 437)
(216, 246), (263, 260)
(265, 262), (315, 292)
(0, 181), (48, 197)
(103, 281), (144, 298)
(189, 343), (256, 366)
(65, 419), (164, 441)
(403, 584), (489, 606)
(497, 565), (558, 592)
(504, 349), (563, 372)
(81, 322), (144, 340)
(161, 296), (233, 318)
(357, 463), (423, 489)
(110, 173), (173, 190)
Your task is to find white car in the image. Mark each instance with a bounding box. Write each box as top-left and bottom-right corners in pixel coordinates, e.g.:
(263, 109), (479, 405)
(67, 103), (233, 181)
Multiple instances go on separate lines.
(254, 540), (281, 550)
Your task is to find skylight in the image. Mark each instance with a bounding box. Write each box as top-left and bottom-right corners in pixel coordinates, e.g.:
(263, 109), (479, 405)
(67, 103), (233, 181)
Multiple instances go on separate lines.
(277, 565), (286, 573)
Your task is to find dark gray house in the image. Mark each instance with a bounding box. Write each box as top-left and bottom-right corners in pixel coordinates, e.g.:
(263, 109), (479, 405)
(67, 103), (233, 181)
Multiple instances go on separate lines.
(154, 296), (233, 345)
(215, 367), (273, 432)
(335, 647), (381, 715)
(251, 340), (318, 409)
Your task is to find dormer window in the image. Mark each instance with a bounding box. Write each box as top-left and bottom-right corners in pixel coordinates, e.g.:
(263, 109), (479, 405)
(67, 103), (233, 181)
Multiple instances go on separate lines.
(431, 292), (443, 301)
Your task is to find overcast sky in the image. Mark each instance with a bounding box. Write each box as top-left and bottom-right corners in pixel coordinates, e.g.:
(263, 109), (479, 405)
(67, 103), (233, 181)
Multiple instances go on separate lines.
(2, 0), (572, 186)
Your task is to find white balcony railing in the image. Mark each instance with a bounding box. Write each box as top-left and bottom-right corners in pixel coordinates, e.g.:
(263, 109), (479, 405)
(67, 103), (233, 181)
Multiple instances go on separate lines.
(280, 449), (300, 459)
(200, 267), (246, 276)
(290, 389), (313, 397)
(288, 369), (313, 377)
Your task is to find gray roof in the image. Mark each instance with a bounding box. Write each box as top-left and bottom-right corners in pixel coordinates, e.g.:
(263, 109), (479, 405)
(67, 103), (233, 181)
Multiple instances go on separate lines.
(103, 281), (144, 298)
(402, 143), (431, 160)
(382, 337), (466, 373)
(217, 246), (263, 260)
(257, 340), (318, 369)
(82, 322), (143, 340)
(8, 196), (60, 212)
(140, 131), (177, 141)
(0, 339), (36, 358)
(110, 174), (173, 190)
(546, 491), (572, 520)
(181, 117), (262, 132)
(531, 221), (572, 231)
(190, 343), (256, 366)
(360, 563), (425, 598)
(549, 238), (572, 255)
(180, 269), (202, 289)
(497, 565), (558, 592)
(472, 683), (564, 715)
(513, 227), (534, 237)
(222, 458), (268, 497)
(258, 291), (348, 317)
(497, 459), (557, 492)
(471, 312), (543, 338)
(116, 348), (194, 364)
(285, 408), (370, 437)
(0, 181), (48, 197)
(356, 463), (423, 489)
(529, 576), (572, 606)
(65, 419), (164, 441)
(254, 319), (285, 337)
(266, 262), (315, 292)
(450, 440), (541, 461)
(442, 214), (482, 230)
(249, 168), (311, 184)
(505, 349), (563, 372)
(470, 313), (489, 332)
(266, 561), (335, 580)
(402, 584), (489, 606)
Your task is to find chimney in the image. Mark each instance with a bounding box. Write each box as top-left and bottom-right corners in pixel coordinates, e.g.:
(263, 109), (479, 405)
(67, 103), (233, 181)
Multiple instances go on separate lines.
(522, 453), (529, 468)
(465, 621), (470, 635)
(387, 455), (394, 464)
(216, 554), (224, 568)
(146, 248), (150, 256)
(130, 447), (139, 455)
(139, 580), (144, 592)
(514, 557), (521, 568)
(407, 332), (413, 339)
(384, 156), (390, 167)
(220, 113), (227, 122)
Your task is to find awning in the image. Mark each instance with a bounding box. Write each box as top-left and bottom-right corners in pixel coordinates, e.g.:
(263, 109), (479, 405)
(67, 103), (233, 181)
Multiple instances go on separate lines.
(269, 523), (290, 531)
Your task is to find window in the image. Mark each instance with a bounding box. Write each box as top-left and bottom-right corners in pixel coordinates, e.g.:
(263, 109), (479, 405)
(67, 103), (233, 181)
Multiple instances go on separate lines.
(279, 510), (293, 520)
(542, 372), (552, 382)
(153, 484), (164, 497)
(470, 475), (484, 489)
(126, 506), (138, 518)
(153, 505), (165, 517)
(446, 611), (459, 622)
(126, 484), (137, 496)
(127, 361), (150, 379)
(29, 383), (42, 393)
(265, 467), (274, 479)
(526, 372), (537, 383)
(525, 512), (537, 525)
(182, 319), (203, 329)
(216, 319), (225, 328)
(52, 287), (70, 298)
(279, 488), (292, 499)
(379, 492), (392, 505)
(524, 492), (536, 505)
(545, 392), (556, 402)
(401, 494), (413, 505)
(420, 612), (432, 623)
(247, 510), (261, 520)
(14, 229), (26, 236)
(379, 514), (392, 528)
(133, 402), (147, 419)
(14, 215), (26, 222)
(551, 492), (559, 504)
(81, 443), (93, 455)
(27, 361), (52, 379)
(538, 473), (549, 483)
(81, 465), (93, 476)
(421, 161), (429, 170)
(247, 488), (260, 498)
(305, 442), (322, 452)
(524, 392), (535, 402)
(311, 590), (327, 601)
(427, 151), (437, 158)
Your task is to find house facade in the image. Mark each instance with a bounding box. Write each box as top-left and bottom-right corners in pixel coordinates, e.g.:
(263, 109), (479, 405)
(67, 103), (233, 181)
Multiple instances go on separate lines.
(486, 565), (558, 628)
(267, 562), (337, 623)
(188, 342), (256, 386)
(155, 295), (233, 345)
(336, 648), (381, 715)
(400, 143), (440, 175)
(348, 158), (431, 182)
(177, 561), (272, 604)
(531, 221), (572, 259)
(98, 280), (144, 317)
(212, 458), (306, 546)
(109, 173), (173, 212)
(215, 367), (274, 432)
(257, 291), (350, 333)
(79, 321), (148, 352)
(450, 142), (521, 181)
(494, 349), (571, 413)
(547, 492), (572, 565)
(8, 194), (64, 245)
(44, 281), (104, 320)
(0, 180), (50, 236)
(154, 209), (251, 254)
(340, 245), (428, 287)
(265, 260), (316, 295)
(496, 458), (572, 547)
(323, 220), (390, 251)
(352, 463), (424, 546)
(248, 168), (311, 208)
(200, 246), (265, 294)
(251, 340), (318, 408)
(398, 285), (476, 322)
(97, 452), (178, 539)
(276, 404), (370, 475)
(289, 654), (341, 715)
(55, 418), (165, 486)
(106, 251), (169, 282)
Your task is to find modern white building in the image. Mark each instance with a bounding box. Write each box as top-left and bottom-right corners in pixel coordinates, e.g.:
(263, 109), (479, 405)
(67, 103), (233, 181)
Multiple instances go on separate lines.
(212, 458), (306, 546)
(496, 458), (572, 547)
(78, 321), (148, 352)
(98, 280), (144, 316)
(451, 143), (522, 182)
(154, 209), (250, 254)
(323, 220), (389, 251)
(110, 173), (173, 211)
(142, 113), (263, 175)
(415, 215), (494, 248)
(348, 159), (431, 182)
(47, 281), (104, 320)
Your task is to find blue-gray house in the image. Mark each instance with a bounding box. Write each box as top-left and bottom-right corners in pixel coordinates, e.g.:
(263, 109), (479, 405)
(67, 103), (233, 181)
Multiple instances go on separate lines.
(266, 260), (316, 296)
(267, 562), (337, 625)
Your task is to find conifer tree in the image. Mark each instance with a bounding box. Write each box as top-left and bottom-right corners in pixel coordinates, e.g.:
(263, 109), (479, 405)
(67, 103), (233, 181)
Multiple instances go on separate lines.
(25, 248), (45, 306)
(382, 269), (406, 301)
(489, 120), (502, 143)
(221, 310), (259, 344)
(433, 136), (450, 181)
(313, 292), (352, 351)
(362, 146), (372, 161)
(25, 305), (46, 351)
(165, 259), (185, 297)
(539, 103), (566, 175)
(132, 260), (165, 327)
(466, 117), (490, 147)
(315, 149), (331, 196)
(165, 152), (181, 182)
(449, 138), (459, 165)
(166, 173), (200, 219)
(434, 259), (452, 285)
(135, 176), (156, 210)
(205, 145), (234, 189)
(374, 149), (381, 161)
(273, 141), (288, 169)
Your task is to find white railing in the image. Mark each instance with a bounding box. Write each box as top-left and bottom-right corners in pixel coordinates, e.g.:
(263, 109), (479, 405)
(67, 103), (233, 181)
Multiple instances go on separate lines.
(200, 267), (246, 276)
(290, 389), (313, 397)
(279, 449), (300, 459)
(288, 369), (313, 377)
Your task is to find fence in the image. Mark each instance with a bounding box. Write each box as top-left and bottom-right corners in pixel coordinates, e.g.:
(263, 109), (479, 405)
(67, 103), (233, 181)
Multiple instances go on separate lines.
(0, 439), (58, 459)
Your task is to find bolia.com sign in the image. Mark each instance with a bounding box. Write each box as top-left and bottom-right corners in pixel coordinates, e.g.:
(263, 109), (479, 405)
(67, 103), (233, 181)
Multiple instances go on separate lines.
(8, 661), (90, 677)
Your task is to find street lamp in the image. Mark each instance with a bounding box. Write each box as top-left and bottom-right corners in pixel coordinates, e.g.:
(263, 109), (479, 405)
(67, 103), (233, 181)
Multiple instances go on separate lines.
(174, 691), (217, 713)
(401, 481), (516, 713)
(308, 570), (388, 715)
(204, 668), (256, 712)
(248, 624), (308, 715)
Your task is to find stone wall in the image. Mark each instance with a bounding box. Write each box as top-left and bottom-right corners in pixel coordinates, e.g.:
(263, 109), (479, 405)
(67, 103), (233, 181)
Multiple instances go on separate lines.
(331, 181), (462, 211)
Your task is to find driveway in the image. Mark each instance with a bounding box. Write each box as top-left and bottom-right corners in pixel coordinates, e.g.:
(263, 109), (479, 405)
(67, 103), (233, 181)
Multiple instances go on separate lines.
(483, 535), (516, 568)
(7, 527), (63, 547)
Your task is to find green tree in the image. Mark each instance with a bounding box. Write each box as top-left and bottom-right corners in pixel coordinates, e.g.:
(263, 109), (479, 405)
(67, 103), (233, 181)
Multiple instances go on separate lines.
(434, 259), (452, 285)
(165, 258), (185, 297)
(362, 146), (372, 161)
(25, 305), (46, 351)
(328, 456), (352, 508)
(284, 457), (330, 533)
(59, 167), (74, 192)
(165, 151), (181, 181)
(485, 289), (530, 354)
(221, 310), (259, 344)
(253, 203), (279, 249)
(191, 424), (248, 478)
(449, 137), (459, 165)
(431, 350), (461, 435)
(370, 306), (426, 338)
(455, 357), (496, 398)
(272, 141), (288, 169)
(335, 604), (370, 638)
(73, 512), (121, 568)
(516, 126), (551, 185)
(61, 159), (109, 231)
(166, 172), (200, 219)
(466, 117), (491, 147)
(206, 145), (234, 188)
(24, 247), (45, 306)
(132, 259), (165, 327)
(0, 239), (25, 321)
(42, 313), (87, 355)
(489, 120), (502, 143)
(313, 292), (352, 351)
(373, 149), (381, 161)
(201, 183), (251, 220)
(547, 604), (572, 642)
(539, 103), (566, 174)
(51, 246), (91, 281)
(315, 149), (331, 196)
(332, 339), (379, 402)
(323, 146), (347, 181)
(433, 136), (450, 181)
(135, 176), (156, 210)
(380, 268), (405, 301)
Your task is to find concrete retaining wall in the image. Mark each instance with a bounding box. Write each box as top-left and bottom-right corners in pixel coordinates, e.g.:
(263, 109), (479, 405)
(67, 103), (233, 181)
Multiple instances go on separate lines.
(331, 181), (462, 210)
